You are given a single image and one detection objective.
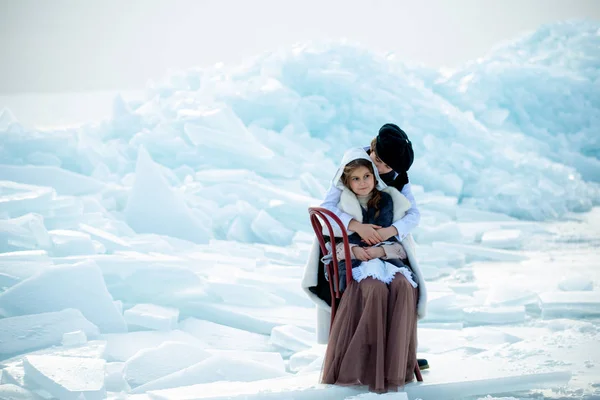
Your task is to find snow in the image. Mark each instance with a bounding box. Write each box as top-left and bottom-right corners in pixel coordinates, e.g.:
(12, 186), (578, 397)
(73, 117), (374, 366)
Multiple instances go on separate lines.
(0, 213), (53, 253)
(269, 325), (315, 352)
(0, 181), (54, 219)
(78, 224), (132, 252)
(123, 304), (179, 332)
(48, 229), (98, 256)
(0, 340), (107, 387)
(23, 355), (106, 400)
(100, 331), (206, 362)
(191, 302), (315, 335)
(105, 362), (129, 393)
(141, 369), (570, 400)
(123, 147), (212, 244)
(0, 250), (52, 284)
(288, 345), (327, 373)
(1, 20), (599, 400)
(0, 260), (126, 333)
(433, 20), (600, 163)
(539, 291), (600, 318)
(347, 393), (408, 399)
(178, 318), (273, 352)
(0, 383), (44, 400)
(123, 342), (211, 388)
(0, 309), (100, 359)
(431, 242), (528, 262)
(131, 354), (289, 394)
(62, 330), (88, 347)
(558, 275), (594, 292)
(462, 306), (526, 326)
(0, 165), (106, 196)
(480, 229), (524, 249)
(206, 350), (286, 373)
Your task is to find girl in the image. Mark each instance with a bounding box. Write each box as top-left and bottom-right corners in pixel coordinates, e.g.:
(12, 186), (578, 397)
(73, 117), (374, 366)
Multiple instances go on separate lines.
(302, 147), (427, 394)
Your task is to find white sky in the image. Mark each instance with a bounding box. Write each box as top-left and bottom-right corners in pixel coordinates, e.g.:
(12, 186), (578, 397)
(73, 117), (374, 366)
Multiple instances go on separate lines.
(1, 0), (599, 93)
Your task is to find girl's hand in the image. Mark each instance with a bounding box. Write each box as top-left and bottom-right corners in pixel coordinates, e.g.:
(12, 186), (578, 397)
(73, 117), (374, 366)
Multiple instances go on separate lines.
(364, 246), (385, 259)
(349, 220), (383, 245)
(352, 246), (371, 261)
(375, 226), (398, 241)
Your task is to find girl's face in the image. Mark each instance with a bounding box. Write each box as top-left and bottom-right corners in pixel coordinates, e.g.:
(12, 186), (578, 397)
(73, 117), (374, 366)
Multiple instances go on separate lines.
(347, 165), (375, 196)
(369, 151), (393, 174)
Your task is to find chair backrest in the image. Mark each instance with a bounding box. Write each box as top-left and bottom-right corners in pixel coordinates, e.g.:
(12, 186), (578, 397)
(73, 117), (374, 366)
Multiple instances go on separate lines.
(308, 207), (353, 300)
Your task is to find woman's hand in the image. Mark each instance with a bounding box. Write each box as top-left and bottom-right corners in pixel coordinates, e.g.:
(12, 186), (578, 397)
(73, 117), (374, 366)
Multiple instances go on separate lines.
(364, 246), (385, 259)
(375, 226), (398, 241)
(349, 220), (383, 245)
(352, 246), (371, 261)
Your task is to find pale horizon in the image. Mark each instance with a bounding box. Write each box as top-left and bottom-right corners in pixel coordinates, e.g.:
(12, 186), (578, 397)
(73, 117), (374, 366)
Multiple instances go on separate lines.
(1, 0), (600, 94)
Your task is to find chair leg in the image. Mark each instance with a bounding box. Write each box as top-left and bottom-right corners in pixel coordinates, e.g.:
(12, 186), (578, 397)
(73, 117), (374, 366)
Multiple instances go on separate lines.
(414, 362), (423, 382)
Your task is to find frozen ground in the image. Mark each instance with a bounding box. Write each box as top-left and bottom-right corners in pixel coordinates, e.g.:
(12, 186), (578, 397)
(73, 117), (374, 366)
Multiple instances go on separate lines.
(0, 206), (598, 399)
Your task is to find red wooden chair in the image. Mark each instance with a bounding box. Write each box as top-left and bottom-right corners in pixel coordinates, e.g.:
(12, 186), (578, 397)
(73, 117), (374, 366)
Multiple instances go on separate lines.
(308, 206), (423, 382)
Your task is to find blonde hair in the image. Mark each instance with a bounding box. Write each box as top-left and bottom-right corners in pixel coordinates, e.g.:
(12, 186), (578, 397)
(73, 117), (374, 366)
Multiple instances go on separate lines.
(370, 137), (377, 155)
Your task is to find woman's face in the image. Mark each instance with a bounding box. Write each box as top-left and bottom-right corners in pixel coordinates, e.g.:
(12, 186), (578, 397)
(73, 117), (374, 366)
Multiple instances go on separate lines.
(347, 165), (375, 196)
(370, 151), (393, 174)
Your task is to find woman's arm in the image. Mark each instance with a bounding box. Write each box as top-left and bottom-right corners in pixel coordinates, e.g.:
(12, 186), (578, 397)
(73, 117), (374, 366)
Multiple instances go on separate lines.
(390, 183), (421, 240)
(321, 184), (383, 245)
(376, 183), (421, 241)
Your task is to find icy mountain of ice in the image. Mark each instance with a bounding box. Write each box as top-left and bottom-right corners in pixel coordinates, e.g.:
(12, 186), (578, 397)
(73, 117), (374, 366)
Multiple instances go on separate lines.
(1, 23), (599, 239)
(433, 20), (600, 181)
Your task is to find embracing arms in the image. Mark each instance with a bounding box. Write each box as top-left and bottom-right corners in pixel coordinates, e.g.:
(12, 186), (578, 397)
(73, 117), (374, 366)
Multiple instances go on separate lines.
(320, 183), (421, 245)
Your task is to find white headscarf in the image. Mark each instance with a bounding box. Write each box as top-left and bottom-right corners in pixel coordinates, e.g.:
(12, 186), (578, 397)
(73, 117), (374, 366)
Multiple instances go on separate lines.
(331, 147), (387, 192)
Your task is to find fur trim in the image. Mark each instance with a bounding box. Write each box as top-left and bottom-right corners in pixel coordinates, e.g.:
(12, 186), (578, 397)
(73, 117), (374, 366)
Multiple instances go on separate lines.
(339, 188), (364, 224)
(383, 187), (411, 220)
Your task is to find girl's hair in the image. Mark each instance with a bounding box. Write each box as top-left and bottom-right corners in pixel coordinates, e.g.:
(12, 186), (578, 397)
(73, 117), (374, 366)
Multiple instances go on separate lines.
(341, 158), (382, 215)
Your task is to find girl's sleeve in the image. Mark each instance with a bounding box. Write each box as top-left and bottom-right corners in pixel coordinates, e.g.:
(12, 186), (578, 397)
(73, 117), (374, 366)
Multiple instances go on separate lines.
(391, 183), (421, 241)
(381, 242), (408, 260)
(335, 242), (357, 261)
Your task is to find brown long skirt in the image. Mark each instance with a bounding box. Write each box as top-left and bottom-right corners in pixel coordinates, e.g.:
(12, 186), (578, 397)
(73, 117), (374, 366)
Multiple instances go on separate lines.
(320, 275), (418, 393)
